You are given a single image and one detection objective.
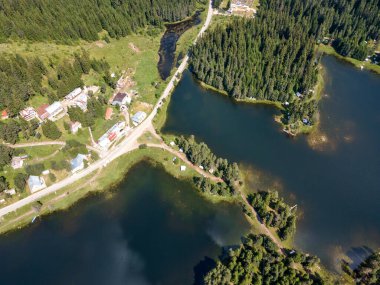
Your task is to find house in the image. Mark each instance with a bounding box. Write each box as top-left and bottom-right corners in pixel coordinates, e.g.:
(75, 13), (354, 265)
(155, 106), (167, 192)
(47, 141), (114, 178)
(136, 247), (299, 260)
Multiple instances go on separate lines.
(20, 107), (37, 121)
(98, 136), (111, 150)
(65, 87), (82, 101)
(105, 107), (113, 120)
(37, 104), (50, 121)
(70, 121), (82, 134)
(4, 189), (16, 196)
(97, 121), (126, 150)
(1, 109), (8, 120)
(112, 92), (131, 106)
(27, 176), (46, 193)
(70, 154), (87, 173)
(11, 156), (26, 169)
(46, 101), (64, 120)
(180, 165), (186, 171)
(296, 92), (303, 98)
(73, 93), (88, 111)
(131, 111), (147, 126)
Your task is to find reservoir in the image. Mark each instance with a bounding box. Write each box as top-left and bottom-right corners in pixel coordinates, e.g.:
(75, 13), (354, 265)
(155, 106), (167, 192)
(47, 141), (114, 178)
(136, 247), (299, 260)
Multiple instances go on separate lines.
(0, 162), (250, 284)
(163, 56), (380, 268)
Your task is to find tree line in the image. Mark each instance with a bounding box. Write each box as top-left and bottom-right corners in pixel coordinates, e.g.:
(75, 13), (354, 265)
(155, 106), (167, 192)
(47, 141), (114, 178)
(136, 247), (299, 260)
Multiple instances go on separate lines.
(248, 191), (296, 241)
(176, 135), (240, 185)
(342, 251), (380, 285)
(202, 234), (324, 285)
(0, 0), (202, 42)
(192, 0), (380, 127)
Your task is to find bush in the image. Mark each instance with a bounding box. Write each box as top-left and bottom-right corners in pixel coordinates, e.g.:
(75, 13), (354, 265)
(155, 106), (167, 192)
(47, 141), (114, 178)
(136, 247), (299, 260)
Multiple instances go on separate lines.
(14, 173), (28, 192)
(25, 163), (45, 176)
(48, 173), (57, 182)
(139, 144), (147, 149)
(42, 121), (62, 140)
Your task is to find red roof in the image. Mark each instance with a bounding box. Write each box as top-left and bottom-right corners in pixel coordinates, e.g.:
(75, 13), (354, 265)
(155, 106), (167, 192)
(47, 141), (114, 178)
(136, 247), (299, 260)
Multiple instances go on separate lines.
(1, 109), (8, 118)
(105, 107), (113, 120)
(108, 132), (117, 141)
(37, 104), (49, 118)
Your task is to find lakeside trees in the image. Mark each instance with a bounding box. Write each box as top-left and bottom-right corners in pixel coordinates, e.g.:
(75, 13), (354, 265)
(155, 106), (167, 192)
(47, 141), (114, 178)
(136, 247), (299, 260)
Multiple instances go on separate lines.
(248, 191), (297, 240)
(342, 251), (380, 285)
(203, 234), (324, 284)
(176, 135), (240, 185)
(0, 0), (202, 42)
(191, 0), (380, 128)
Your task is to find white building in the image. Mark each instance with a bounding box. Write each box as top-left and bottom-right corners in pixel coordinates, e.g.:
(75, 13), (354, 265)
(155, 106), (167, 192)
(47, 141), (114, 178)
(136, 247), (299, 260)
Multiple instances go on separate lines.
(131, 111), (147, 126)
(19, 107), (37, 121)
(46, 102), (64, 120)
(65, 88), (82, 101)
(97, 121), (127, 150)
(27, 176), (46, 193)
(70, 154), (87, 173)
(11, 156), (25, 169)
(70, 121), (82, 134)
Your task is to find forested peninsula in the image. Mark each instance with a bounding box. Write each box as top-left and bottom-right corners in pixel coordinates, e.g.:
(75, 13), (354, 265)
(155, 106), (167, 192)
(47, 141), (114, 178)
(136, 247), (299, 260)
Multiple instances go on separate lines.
(191, 0), (380, 133)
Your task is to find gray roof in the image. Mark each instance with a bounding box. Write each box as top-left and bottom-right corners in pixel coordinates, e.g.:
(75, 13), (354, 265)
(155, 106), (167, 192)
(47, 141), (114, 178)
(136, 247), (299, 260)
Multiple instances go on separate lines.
(28, 176), (43, 188)
(70, 154), (86, 170)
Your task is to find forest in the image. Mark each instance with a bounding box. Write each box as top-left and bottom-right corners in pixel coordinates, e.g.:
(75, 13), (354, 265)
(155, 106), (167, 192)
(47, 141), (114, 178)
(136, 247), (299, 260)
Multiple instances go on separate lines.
(191, 0), (380, 127)
(175, 135), (240, 185)
(0, 0), (203, 42)
(248, 191), (297, 240)
(202, 234), (324, 285)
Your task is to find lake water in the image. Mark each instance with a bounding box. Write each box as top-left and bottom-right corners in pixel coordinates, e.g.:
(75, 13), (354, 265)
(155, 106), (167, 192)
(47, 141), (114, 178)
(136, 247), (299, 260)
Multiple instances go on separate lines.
(158, 12), (201, 80)
(163, 56), (380, 268)
(0, 162), (250, 284)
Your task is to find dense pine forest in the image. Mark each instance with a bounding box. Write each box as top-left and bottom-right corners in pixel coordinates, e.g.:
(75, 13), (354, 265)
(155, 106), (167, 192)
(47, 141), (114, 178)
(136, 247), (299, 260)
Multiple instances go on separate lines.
(0, 0), (202, 42)
(192, 0), (380, 128)
(202, 234), (324, 285)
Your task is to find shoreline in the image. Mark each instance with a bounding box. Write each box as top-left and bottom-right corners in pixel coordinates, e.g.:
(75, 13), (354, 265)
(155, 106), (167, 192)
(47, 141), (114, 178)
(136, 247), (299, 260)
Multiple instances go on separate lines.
(317, 44), (380, 75)
(194, 70), (323, 137)
(0, 146), (234, 235)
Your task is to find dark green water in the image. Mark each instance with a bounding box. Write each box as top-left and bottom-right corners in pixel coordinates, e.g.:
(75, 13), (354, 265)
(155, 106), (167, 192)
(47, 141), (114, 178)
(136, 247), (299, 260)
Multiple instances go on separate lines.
(163, 56), (380, 268)
(0, 162), (250, 284)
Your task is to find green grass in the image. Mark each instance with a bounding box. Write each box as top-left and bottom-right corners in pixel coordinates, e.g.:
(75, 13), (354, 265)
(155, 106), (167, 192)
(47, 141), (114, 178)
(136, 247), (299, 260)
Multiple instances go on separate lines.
(318, 44), (380, 74)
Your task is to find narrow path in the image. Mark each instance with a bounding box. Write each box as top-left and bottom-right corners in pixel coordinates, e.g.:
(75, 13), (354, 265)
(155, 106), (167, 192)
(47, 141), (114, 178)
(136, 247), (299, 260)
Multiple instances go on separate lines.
(147, 143), (223, 183)
(8, 141), (66, 148)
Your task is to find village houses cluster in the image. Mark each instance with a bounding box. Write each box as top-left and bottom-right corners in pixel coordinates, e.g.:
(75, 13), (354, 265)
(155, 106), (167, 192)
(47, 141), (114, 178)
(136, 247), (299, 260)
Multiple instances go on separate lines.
(1, 77), (149, 198)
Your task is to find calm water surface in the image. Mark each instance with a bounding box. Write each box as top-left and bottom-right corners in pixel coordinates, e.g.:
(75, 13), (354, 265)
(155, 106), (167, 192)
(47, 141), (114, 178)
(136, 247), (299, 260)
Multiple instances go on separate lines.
(163, 56), (380, 268)
(0, 162), (250, 284)
(158, 12), (201, 80)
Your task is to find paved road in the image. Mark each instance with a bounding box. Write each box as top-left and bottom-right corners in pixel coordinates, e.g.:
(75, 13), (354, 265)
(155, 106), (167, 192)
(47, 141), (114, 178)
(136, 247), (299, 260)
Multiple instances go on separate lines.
(0, 0), (214, 219)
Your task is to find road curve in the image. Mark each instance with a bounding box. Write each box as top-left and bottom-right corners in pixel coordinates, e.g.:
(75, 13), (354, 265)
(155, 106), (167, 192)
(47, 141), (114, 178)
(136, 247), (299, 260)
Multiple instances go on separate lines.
(0, 0), (214, 219)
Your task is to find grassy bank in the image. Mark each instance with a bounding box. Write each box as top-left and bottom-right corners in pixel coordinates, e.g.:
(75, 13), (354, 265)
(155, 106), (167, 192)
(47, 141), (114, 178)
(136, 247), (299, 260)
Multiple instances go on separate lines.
(318, 44), (380, 75)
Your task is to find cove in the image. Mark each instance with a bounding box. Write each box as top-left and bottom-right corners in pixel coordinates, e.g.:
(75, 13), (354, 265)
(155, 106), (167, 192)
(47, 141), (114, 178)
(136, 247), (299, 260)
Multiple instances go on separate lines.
(0, 162), (250, 284)
(163, 55), (380, 268)
(158, 12), (201, 80)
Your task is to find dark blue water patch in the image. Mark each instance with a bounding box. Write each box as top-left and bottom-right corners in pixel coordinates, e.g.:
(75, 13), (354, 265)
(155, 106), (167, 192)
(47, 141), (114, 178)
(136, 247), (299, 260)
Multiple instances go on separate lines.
(163, 56), (380, 268)
(0, 162), (250, 285)
(158, 12), (201, 80)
